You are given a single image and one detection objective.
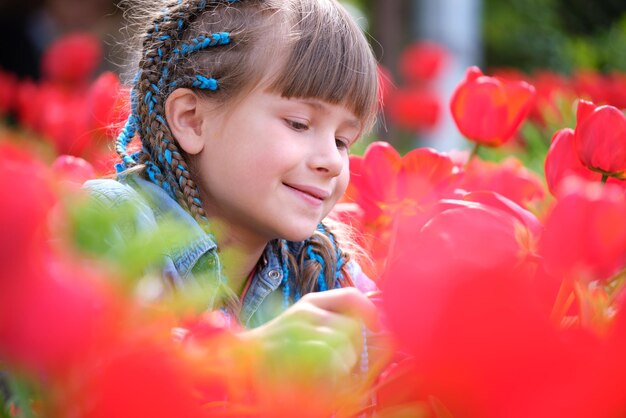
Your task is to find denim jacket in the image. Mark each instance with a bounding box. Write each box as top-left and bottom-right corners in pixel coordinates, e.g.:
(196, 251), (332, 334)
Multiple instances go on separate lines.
(84, 176), (375, 328)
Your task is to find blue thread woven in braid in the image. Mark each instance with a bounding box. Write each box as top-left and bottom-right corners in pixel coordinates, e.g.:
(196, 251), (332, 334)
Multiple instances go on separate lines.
(144, 159), (175, 198)
(114, 71), (143, 171)
(192, 75), (218, 90)
(280, 240), (291, 309)
(177, 32), (230, 56)
(115, 115), (138, 169)
(307, 245), (327, 291)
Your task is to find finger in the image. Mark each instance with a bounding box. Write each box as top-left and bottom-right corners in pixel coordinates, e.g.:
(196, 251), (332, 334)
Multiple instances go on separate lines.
(288, 304), (363, 345)
(301, 287), (381, 331)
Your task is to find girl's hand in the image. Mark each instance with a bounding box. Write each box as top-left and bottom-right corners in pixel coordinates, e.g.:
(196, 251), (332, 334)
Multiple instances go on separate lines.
(239, 287), (381, 382)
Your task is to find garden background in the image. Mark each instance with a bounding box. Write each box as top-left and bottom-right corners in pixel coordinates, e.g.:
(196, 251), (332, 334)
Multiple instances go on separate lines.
(2, 1), (626, 417)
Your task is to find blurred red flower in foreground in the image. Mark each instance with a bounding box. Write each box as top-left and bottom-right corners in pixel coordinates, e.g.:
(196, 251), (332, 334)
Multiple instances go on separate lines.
(41, 32), (103, 85)
(450, 66), (536, 146)
(0, 144), (114, 377)
(381, 195), (549, 417)
(574, 100), (626, 180)
(0, 143), (55, 265)
(539, 178), (626, 283)
(380, 189), (626, 417)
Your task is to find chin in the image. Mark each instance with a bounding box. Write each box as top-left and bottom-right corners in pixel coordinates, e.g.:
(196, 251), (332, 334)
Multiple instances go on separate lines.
(277, 223), (319, 243)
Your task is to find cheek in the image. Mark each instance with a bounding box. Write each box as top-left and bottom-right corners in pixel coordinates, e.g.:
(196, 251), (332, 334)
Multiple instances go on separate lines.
(336, 164), (351, 196)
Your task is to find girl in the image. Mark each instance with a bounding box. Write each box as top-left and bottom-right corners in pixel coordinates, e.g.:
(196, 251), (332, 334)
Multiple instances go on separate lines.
(86, 0), (380, 377)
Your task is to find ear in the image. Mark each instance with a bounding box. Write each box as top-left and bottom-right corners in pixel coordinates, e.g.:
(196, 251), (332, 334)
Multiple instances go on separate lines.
(165, 88), (208, 155)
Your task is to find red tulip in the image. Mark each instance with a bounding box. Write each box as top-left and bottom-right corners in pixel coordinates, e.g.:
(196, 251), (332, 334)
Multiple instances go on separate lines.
(573, 70), (610, 105)
(39, 86), (91, 155)
(606, 72), (626, 109)
(386, 87), (441, 132)
(52, 155), (96, 184)
(545, 128), (607, 196)
(539, 177), (626, 283)
(450, 66), (536, 146)
(398, 41), (448, 84)
(528, 70), (573, 126)
(382, 197), (554, 417)
(15, 79), (40, 131)
(0, 143), (55, 265)
(41, 33), (102, 85)
(15, 81), (91, 155)
(344, 141), (461, 275)
(347, 142), (461, 221)
(461, 156), (545, 207)
(0, 260), (119, 378)
(574, 100), (626, 179)
(87, 71), (130, 143)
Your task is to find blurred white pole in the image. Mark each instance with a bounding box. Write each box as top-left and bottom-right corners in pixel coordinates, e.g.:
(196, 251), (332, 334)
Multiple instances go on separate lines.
(414, 0), (483, 152)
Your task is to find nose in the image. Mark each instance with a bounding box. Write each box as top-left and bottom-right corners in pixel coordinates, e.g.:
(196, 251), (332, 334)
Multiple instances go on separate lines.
(308, 134), (344, 177)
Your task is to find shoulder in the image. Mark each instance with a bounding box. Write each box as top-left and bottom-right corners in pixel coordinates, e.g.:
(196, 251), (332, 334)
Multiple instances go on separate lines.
(82, 177), (159, 234)
(83, 178), (143, 209)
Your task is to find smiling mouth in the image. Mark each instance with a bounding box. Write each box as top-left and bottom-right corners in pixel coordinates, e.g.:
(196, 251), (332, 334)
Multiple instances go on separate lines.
(283, 183), (329, 203)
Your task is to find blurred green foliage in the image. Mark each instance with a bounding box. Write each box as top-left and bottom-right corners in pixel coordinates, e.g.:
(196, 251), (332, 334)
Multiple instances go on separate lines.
(484, 0), (626, 73)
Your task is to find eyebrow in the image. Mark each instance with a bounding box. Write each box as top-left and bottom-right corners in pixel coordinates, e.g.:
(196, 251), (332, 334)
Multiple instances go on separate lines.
(297, 99), (362, 130)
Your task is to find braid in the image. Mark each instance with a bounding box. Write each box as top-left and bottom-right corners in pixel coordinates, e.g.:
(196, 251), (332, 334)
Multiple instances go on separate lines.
(287, 222), (352, 297)
(317, 222), (353, 288)
(116, 0), (238, 223)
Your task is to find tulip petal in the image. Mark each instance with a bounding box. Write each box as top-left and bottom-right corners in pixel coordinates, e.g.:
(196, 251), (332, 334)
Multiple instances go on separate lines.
(362, 141), (402, 203)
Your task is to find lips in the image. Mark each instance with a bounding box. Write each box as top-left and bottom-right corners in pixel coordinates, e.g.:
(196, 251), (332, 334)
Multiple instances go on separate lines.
(283, 183), (330, 201)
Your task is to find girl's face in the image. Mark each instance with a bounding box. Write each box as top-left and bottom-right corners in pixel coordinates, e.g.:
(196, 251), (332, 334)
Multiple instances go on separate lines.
(193, 89), (361, 244)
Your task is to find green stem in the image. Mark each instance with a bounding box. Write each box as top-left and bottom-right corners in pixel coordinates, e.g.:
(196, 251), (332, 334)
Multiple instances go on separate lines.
(466, 143), (480, 168)
(606, 266), (626, 299)
(601, 173), (609, 184)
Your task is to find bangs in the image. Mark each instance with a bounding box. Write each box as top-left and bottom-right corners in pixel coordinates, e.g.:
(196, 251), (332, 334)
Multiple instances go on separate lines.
(265, 0), (379, 130)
